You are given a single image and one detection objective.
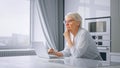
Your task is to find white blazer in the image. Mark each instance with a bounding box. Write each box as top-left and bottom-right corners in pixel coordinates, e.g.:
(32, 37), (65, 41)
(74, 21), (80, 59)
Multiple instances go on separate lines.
(61, 28), (102, 60)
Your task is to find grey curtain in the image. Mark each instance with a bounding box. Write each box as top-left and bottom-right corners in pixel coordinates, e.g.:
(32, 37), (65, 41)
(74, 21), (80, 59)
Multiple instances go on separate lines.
(31, 0), (58, 51)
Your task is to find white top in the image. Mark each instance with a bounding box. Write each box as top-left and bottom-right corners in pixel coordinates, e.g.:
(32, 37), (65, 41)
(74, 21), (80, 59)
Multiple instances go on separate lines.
(61, 28), (102, 60)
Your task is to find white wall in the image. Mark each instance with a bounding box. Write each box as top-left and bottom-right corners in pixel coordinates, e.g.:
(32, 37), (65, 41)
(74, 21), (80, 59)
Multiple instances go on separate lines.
(65, 0), (110, 28)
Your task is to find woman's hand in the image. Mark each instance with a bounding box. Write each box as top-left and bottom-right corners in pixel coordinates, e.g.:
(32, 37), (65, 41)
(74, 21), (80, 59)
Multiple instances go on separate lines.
(63, 29), (70, 41)
(48, 48), (55, 55)
(63, 29), (73, 48)
(48, 48), (63, 57)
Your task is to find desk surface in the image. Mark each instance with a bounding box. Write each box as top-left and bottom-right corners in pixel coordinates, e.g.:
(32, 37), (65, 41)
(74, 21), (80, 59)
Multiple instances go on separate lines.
(0, 55), (120, 68)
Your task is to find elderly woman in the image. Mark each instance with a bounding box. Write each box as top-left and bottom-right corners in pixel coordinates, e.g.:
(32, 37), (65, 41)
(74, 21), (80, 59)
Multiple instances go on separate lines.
(48, 12), (102, 60)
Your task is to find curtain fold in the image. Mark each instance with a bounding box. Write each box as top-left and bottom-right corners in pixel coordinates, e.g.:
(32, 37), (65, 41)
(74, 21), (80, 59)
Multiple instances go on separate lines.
(31, 0), (58, 51)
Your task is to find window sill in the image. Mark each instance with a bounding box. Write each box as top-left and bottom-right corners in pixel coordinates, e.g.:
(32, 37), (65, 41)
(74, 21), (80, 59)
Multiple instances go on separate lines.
(0, 49), (36, 57)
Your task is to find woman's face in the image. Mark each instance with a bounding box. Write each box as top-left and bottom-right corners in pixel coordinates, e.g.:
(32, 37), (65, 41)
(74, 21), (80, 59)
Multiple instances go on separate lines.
(65, 17), (80, 31)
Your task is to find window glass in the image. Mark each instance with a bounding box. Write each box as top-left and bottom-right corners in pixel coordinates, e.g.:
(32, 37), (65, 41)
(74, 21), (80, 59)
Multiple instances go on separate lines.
(0, 0), (30, 49)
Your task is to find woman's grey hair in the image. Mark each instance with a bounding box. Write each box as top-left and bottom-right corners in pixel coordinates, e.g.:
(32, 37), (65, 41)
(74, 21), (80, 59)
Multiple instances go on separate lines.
(65, 12), (82, 24)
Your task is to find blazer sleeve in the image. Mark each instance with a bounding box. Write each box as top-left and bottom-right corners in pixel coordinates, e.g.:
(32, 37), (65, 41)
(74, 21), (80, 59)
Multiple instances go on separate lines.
(60, 43), (71, 57)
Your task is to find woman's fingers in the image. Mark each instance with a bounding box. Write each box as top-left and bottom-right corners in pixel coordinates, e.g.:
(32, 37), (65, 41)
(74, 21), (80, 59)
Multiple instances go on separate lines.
(48, 48), (54, 54)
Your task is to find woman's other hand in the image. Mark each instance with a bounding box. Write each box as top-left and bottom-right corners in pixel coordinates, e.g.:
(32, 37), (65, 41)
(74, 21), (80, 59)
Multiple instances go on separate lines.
(48, 48), (55, 55)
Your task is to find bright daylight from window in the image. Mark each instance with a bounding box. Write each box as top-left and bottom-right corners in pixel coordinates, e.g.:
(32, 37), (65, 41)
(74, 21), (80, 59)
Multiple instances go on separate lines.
(0, 0), (30, 49)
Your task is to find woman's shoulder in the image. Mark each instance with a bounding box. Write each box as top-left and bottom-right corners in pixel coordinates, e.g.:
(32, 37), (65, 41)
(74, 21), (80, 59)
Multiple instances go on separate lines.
(79, 28), (89, 34)
(77, 28), (93, 40)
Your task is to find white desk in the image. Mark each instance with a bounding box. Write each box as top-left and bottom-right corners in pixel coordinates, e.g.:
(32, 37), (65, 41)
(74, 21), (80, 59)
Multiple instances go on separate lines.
(0, 56), (119, 68)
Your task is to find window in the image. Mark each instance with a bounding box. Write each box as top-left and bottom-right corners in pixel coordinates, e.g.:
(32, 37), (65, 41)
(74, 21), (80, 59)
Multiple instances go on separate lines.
(0, 0), (30, 49)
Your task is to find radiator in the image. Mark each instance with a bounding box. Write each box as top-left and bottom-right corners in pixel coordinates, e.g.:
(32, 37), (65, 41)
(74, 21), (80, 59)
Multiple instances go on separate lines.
(0, 49), (36, 57)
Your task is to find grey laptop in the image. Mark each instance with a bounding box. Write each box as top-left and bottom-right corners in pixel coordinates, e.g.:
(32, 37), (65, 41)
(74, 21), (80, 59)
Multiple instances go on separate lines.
(32, 42), (59, 59)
